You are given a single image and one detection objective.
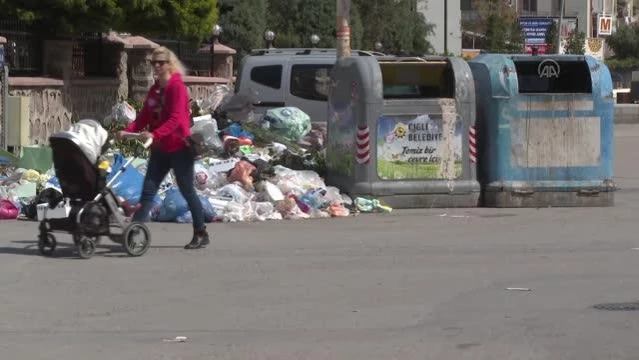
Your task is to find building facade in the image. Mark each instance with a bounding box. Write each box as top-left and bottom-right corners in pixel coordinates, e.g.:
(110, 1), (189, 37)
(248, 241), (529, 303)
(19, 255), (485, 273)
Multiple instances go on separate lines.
(461, 0), (634, 52)
(417, 0), (462, 55)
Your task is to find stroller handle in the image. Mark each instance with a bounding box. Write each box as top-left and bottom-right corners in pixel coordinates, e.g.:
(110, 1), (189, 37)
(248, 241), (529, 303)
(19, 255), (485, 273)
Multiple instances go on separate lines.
(119, 132), (153, 149)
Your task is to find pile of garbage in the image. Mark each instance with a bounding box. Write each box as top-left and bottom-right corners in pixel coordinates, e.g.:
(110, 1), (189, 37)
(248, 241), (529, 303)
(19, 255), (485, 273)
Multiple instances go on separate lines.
(0, 85), (392, 223)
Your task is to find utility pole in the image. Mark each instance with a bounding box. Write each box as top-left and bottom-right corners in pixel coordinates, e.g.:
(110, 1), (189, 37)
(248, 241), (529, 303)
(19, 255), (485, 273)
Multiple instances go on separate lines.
(444, 0), (448, 55)
(336, 0), (351, 60)
(556, 0), (565, 54)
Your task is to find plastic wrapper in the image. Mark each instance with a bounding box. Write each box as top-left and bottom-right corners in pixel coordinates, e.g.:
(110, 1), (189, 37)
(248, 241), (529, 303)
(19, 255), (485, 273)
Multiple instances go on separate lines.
(206, 169), (228, 190)
(222, 201), (253, 222)
(196, 84), (233, 115)
(191, 119), (223, 155)
(260, 107), (312, 142)
(228, 160), (257, 190)
(173, 197), (216, 224)
(272, 165), (326, 196)
(108, 154), (160, 205)
(104, 101), (137, 126)
(275, 196), (310, 220)
(194, 162), (209, 191)
(216, 183), (252, 204)
(354, 197), (392, 213)
(216, 93), (257, 124)
(252, 201), (282, 222)
(328, 202), (350, 217)
(156, 188), (189, 222)
(299, 188), (328, 210)
(0, 199), (19, 219)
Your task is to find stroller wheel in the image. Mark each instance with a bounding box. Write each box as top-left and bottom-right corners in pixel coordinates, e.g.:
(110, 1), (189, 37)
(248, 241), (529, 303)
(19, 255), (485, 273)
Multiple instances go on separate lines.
(76, 237), (96, 259)
(38, 233), (56, 256)
(123, 222), (151, 257)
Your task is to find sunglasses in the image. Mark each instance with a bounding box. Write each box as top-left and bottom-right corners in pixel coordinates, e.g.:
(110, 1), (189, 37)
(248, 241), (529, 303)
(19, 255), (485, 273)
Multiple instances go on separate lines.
(150, 60), (168, 66)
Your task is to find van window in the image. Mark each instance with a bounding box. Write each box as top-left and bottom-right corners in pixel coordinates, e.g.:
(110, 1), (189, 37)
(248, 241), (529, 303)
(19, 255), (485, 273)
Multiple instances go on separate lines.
(514, 59), (592, 94)
(250, 65), (282, 89)
(290, 64), (332, 101)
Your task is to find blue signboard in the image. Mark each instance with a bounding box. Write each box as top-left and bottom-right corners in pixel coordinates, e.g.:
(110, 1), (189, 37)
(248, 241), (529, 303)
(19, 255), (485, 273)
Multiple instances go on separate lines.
(518, 17), (554, 45)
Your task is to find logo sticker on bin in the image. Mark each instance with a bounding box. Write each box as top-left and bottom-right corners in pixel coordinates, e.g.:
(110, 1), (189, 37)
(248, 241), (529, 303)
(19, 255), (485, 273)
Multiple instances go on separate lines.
(538, 59), (560, 79)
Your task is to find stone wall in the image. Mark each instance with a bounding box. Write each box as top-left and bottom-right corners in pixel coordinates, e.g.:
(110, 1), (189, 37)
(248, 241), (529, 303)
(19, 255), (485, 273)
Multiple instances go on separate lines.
(9, 78), (70, 145)
(185, 76), (232, 103)
(66, 78), (121, 120)
(5, 35), (234, 146)
(8, 77), (121, 145)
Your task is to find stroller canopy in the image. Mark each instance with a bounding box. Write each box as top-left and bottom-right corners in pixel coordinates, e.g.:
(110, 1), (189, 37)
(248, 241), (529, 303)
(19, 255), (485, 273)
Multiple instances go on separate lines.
(50, 119), (108, 164)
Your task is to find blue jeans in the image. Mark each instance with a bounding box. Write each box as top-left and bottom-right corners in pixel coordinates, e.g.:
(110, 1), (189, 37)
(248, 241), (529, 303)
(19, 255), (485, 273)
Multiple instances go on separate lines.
(132, 148), (205, 231)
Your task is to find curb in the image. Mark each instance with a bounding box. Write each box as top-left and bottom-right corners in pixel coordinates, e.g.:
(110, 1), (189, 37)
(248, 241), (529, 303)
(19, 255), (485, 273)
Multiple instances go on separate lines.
(615, 104), (639, 124)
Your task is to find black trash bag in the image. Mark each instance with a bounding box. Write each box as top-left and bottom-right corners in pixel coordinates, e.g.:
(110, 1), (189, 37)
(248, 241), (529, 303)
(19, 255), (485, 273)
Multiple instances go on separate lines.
(24, 188), (63, 220)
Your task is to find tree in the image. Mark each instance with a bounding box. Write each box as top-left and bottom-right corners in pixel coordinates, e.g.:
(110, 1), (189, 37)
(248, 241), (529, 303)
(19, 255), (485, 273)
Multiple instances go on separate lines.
(545, 21), (559, 54)
(266, 0), (363, 50)
(564, 30), (586, 55)
(218, 0), (267, 56)
(606, 23), (639, 59)
(295, 0), (337, 48)
(352, 0), (434, 54)
(0, 0), (218, 40)
(472, 0), (523, 53)
(122, 0), (218, 40)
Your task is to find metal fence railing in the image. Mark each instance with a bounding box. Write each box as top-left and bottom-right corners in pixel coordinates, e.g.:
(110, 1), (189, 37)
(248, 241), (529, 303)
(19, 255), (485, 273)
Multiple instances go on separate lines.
(0, 19), (43, 76)
(151, 38), (212, 76)
(0, 19), (213, 78)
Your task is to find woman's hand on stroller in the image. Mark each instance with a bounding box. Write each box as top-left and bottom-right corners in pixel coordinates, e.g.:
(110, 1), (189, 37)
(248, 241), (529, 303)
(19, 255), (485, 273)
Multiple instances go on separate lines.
(116, 131), (154, 149)
(138, 131), (153, 143)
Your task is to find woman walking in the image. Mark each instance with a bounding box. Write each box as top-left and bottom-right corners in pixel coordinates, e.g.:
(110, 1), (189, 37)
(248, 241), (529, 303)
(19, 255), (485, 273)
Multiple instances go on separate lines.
(119, 46), (210, 250)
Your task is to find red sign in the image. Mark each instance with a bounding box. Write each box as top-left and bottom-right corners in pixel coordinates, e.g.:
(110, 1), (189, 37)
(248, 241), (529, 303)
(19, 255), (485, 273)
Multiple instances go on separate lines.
(525, 44), (549, 54)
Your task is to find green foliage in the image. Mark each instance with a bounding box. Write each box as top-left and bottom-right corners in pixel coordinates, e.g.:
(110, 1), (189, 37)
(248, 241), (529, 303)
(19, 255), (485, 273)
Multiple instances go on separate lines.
(605, 57), (639, 71)
(353, 0), (434, 54)
(123, 0), (219, 40)
(564, 30), (586, 55)
(545, 21), (559, 54)
(218, 0), (267, 57)
(103, 99), (148, 158)
(472, 0), (524, 53)
(272, 33), (303, 49)
(0, 0), (218, 40)
(217, 0), (431, 54)
(294, 0), (337, 48)
(607, 23), (639, 60)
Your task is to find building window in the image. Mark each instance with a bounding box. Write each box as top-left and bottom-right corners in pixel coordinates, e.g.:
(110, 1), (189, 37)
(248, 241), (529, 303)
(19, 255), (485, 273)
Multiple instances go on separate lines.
(461, 0), (473, 11)
(250, 65), (282, 89)
(290, 64), (332, 101)
(523, 0), (537, 12)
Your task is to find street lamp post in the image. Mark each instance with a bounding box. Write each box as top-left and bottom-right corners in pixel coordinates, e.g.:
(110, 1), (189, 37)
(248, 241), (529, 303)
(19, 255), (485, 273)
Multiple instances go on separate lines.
(311, 34), (320, 48)
(444, 0), (448, 55)
(556, 0), (565, 54)
(211, 24), (222, 77)
(264, 30), (275, 49)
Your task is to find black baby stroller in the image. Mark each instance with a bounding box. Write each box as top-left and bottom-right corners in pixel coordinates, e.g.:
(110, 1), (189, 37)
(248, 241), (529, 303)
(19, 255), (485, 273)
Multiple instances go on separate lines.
(37, 119), (152, 259)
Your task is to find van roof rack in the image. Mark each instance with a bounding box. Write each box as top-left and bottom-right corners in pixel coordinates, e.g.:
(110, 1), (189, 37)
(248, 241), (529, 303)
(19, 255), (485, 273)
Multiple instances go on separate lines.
(249, 48), (387, 57)
(376, 55), (449, 63)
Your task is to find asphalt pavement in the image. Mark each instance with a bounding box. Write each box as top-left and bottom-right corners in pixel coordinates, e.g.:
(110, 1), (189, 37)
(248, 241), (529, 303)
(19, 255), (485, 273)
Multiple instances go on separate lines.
(2, 125), (639, 359)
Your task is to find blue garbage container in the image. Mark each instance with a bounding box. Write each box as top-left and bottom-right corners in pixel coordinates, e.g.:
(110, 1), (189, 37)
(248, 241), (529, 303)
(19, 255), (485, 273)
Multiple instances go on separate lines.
(469, 54), (615, 207)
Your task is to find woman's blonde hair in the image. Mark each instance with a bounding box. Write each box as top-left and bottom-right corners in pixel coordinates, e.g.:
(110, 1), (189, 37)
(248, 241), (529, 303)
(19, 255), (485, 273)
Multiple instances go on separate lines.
(152, 46), (187, 76)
